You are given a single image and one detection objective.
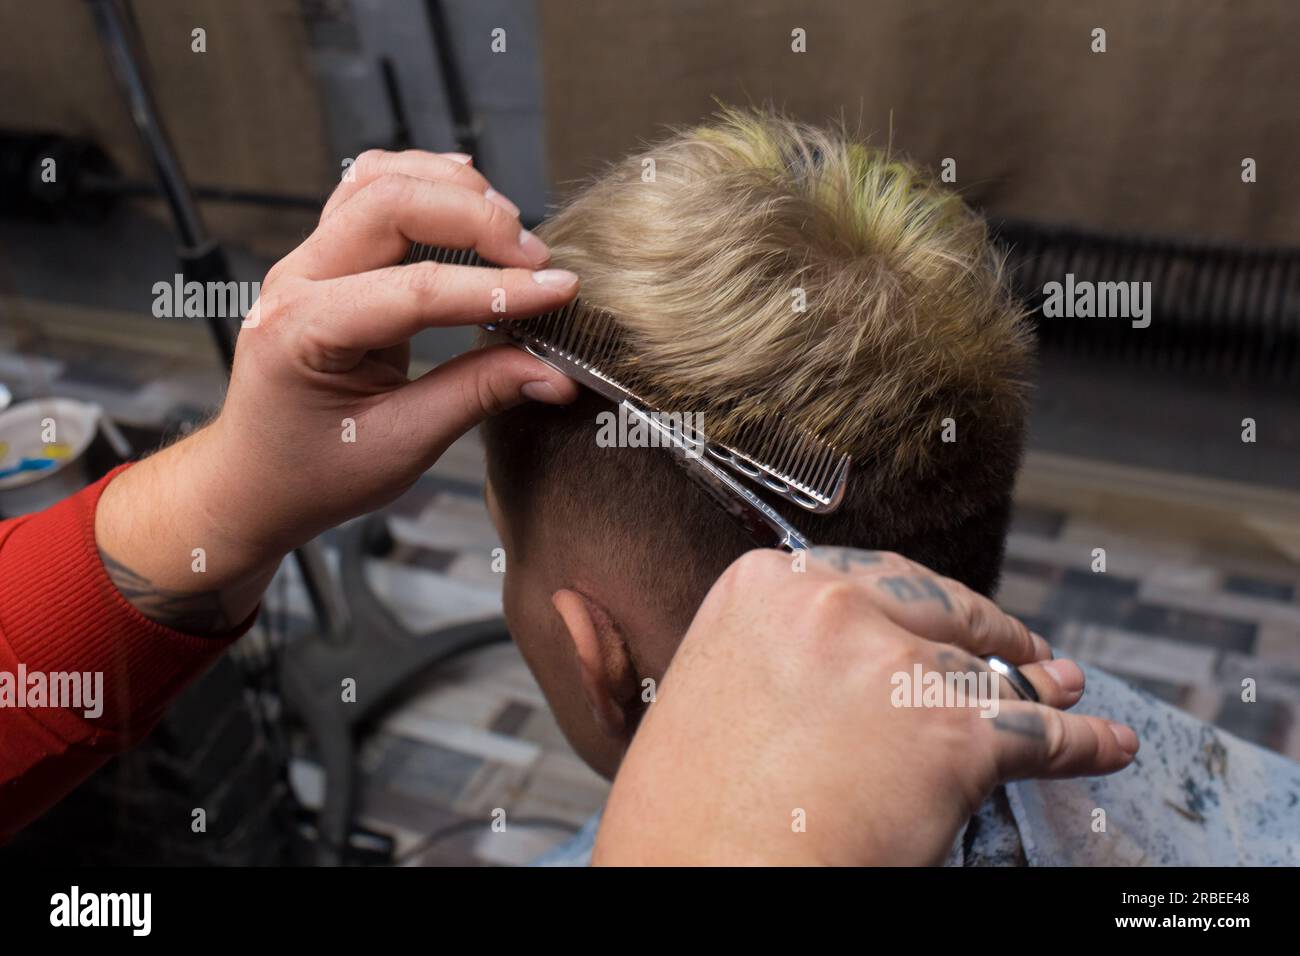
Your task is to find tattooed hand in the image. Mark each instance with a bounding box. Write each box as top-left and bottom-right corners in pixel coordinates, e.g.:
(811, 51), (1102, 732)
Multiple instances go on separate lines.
(595, 547), (1139, 866)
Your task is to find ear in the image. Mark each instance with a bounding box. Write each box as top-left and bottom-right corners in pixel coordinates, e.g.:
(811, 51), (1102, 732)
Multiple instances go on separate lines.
(551, 588), (640, 742)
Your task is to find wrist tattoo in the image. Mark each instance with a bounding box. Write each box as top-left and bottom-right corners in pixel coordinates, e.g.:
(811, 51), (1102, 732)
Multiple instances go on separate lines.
(98, 548), (233, 635)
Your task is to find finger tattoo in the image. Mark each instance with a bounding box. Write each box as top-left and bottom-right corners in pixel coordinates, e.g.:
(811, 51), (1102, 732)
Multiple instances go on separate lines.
(877, 574), (953, 612)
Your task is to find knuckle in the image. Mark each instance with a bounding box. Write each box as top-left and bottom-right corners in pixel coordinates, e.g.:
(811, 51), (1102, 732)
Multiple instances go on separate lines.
(469, 366), (514, 418)
(297, 319), (335, 365)
(483, 267), (510, 309)
(711, 553), (749, 603)
(809, 578), (868, 627)
(956, 588), (987, 645)
(934, 704), (982, 756)
(851, 550), (911, 579)
(480, 194), (514, 233)
(875, 630), (927, 676)
(402, 260), (443, 297)
(877, 551), (911, 571)
(1011, 616), (1036, 659)
(367, 171), (418, 208)
(255, 282), (302, 329)
(1041, 710), (1069, 764)
(720, 548), (784, 594)
(354, 149), (388, 179)
(261, 261), (287, 291)
(445, 159), (486, 190)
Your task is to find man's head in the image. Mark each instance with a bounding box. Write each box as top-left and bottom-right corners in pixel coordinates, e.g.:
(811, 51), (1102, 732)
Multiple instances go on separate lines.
(482, 109), (1034, 777)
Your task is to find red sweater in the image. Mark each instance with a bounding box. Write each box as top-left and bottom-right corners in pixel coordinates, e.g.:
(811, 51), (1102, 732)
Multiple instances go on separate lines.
(0, 466), (246, 842)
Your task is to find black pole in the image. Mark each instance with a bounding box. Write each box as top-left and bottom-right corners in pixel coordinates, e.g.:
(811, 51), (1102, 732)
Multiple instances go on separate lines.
(424, 0), (479, 159)
(85, 0), (236, 367)
(85, 0), (348, 642)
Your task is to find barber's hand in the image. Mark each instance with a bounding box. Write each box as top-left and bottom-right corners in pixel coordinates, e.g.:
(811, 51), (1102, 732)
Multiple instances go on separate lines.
(96, 151), (577, 631)
(212, 150), (579, 551)
(594, 547), (1139, 866)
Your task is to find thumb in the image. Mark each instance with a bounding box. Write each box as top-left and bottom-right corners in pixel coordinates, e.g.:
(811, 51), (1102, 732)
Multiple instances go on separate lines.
(388, 343), (579, 453)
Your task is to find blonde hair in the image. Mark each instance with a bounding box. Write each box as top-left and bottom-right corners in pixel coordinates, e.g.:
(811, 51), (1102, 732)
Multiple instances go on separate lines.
(486, 108), (1034, 610)
(537, 107), (1033, 488)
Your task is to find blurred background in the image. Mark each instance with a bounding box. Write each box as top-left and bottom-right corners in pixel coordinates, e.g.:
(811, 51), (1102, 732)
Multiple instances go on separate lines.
(0, 0), (1297, 865)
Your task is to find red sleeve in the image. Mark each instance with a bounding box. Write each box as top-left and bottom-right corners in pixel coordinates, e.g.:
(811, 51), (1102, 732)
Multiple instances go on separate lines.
(0, 464), (253, 841)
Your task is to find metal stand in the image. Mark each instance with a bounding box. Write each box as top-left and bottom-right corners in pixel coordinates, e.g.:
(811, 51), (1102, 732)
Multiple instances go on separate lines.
(280, 516), (511, 864)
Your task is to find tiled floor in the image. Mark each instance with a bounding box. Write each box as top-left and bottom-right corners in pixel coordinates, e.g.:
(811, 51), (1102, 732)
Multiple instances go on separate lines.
(4, 316), (1299, 865)
(1000, 505), (1300, 759)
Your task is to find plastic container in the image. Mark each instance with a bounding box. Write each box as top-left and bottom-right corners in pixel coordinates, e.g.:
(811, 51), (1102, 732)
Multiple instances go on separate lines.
(0, 398), (103, 517)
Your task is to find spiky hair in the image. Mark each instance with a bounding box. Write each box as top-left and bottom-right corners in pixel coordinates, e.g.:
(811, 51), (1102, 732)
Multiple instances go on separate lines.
(484, 108), (1034, 618)
(535, 107), (1033, 486)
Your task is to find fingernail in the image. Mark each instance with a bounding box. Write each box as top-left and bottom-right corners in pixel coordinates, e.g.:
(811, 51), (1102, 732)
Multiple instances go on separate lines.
(519, 229), (551, 265)
(1109, 722), (1139, 755)
(445, 152), (472, 165)
(1031, 631), (1053, 659)
(1041, 659), (1084, 695)
(531, 268), (578, 291)
(521, 380), (562, 403)
(485, 188), (520, 217)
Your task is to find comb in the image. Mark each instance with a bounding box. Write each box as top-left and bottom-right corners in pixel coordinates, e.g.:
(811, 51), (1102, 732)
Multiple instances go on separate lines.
(405, 242), (851, 551)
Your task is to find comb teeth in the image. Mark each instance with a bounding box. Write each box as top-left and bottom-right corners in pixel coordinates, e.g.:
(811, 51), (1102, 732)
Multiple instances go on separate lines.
(405, 244), (850, 514)
(707, 418), (849, 512)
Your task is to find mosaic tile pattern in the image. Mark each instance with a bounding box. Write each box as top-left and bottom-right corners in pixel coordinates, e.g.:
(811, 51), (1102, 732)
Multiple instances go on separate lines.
(1001, 505), (1300, 764)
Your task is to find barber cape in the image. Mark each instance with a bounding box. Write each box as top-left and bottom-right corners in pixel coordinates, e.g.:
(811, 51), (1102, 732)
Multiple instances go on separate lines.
(534, 666), (1300, 866)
